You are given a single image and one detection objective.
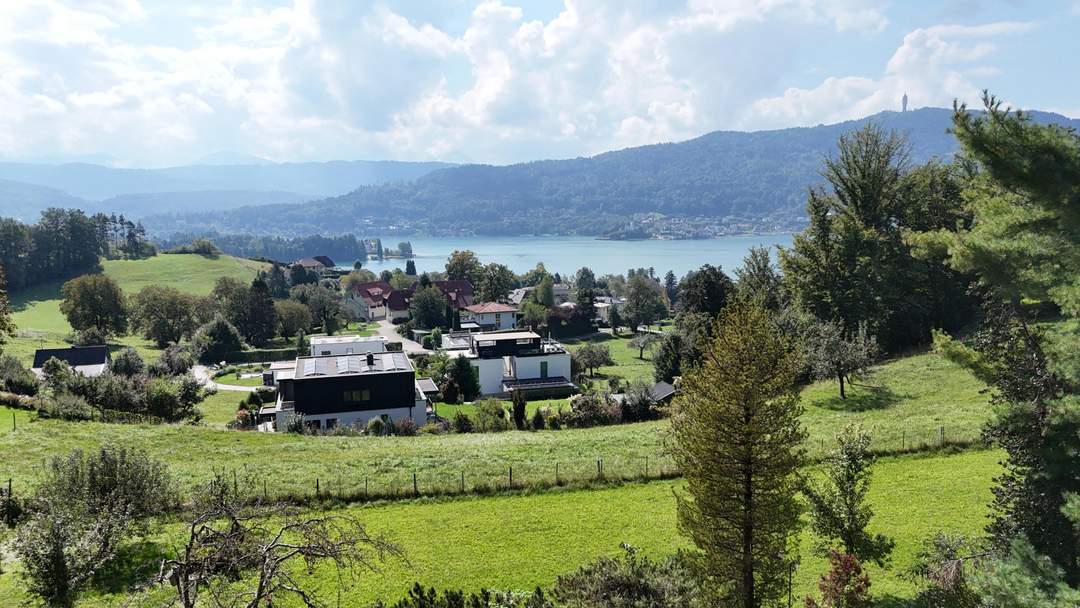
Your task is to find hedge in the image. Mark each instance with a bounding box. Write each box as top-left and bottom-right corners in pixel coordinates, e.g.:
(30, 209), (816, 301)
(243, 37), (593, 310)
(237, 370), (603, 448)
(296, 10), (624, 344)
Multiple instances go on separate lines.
(223, 348), (297, 364)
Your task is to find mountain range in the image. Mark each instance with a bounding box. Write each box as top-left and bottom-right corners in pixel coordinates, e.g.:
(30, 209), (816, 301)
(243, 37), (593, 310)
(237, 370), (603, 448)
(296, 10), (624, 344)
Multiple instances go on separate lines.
(4, 107), (1078, 236)
(0, 159), (455, 221)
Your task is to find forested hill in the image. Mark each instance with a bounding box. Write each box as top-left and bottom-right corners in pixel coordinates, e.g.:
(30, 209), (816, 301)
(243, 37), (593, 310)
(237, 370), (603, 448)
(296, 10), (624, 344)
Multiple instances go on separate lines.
(144, 107), (1080, 238)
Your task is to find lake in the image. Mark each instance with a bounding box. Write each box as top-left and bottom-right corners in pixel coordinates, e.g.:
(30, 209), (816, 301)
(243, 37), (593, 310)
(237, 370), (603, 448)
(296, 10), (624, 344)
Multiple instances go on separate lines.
(353, 234), (794, 277)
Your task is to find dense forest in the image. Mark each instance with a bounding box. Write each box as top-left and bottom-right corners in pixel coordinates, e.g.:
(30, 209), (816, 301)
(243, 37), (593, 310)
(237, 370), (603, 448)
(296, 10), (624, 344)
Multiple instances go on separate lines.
(140, 108), (1080, 237)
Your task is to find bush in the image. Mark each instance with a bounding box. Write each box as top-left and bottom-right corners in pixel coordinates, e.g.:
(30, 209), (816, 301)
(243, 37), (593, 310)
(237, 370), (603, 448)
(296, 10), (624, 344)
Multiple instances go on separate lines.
(15, 447), (175, 607)
(422, 335), (434, 349)
(452, 411), (474, 433)
(35, 393), (96, 421)
(110, 347), (146, 377)
(190, 315), (245, 364)
(0, 355), (38, 396)
(149, 345), (194, 376)
(620, 380), (658, 423)
(512, 391), (528, 430)
(441, 379), (460, 404)
(805, 551), (872, 608)
(531, 408), (546, 431)
(565, 393), (620, 428)
(366, 416), (388, 436)
(419, 422), (446, 435)
(72, 326), (107, 346)
(551, 544), (698, 608)
(394, 416), (418, 436)
(375, 583), (550, 608)
(142, 375), (204, 422)
(474, 399), (512, 433)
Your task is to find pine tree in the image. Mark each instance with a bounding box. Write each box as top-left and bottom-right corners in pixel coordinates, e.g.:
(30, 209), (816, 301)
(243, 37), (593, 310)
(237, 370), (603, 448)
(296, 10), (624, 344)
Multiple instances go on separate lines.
(668, 299), (805, 608)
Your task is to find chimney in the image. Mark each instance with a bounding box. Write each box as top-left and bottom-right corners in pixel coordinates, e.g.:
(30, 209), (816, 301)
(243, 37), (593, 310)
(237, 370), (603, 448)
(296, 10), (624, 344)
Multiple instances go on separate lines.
(366, 352), (375, 366)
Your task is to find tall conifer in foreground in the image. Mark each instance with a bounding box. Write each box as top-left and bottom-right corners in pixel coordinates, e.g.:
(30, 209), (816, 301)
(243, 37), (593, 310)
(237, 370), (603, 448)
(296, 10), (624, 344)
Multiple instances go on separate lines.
(668, 299), (806, 608)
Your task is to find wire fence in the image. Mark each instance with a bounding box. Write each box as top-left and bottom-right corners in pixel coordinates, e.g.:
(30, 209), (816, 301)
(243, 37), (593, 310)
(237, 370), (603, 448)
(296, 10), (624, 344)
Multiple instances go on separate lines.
(0, 423), (983, 518)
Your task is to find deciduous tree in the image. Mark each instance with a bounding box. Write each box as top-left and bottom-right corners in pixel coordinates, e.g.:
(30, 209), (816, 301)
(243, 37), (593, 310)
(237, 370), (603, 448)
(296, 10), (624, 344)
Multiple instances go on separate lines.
(410, 286), (447, 330)
(130, 285), (198, 347)
(59, 274), (127, 336)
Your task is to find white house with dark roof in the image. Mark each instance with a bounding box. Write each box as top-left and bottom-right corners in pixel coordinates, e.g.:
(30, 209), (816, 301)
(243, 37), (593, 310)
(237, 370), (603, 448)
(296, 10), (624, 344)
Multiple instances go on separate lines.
(456, 330), (574, 398)
(461, 302), (518, 331)
(309, 334), (387, 356)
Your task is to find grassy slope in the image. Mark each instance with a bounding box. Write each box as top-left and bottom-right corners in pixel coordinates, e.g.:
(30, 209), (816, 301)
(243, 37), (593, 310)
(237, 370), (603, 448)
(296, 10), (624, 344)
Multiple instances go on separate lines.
(0, 350), (990, 499)
(5, 254), (268, 365)
(563, 333), (656, 383)
(0, 449), (1001, 606)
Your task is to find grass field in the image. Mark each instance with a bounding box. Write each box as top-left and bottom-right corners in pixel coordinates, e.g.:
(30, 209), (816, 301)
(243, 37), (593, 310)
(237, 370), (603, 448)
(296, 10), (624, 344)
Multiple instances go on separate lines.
(0, 349), (991, 501)
(5, 253), (268, 365)
(563, 333), (657, 383)
(0, 449), (1001, 606)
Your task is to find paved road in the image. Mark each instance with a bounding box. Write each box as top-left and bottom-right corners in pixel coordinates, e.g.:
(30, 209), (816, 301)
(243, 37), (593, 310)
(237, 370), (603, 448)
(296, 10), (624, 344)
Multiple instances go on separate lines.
(192, 365), (258, 392)
(375, 319), (429, 355)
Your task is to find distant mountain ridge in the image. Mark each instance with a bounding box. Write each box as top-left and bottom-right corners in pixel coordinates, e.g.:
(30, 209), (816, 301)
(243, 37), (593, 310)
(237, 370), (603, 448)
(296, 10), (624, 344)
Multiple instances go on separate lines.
(146, 107), (1080, 238)
(0, 158), (455, 221)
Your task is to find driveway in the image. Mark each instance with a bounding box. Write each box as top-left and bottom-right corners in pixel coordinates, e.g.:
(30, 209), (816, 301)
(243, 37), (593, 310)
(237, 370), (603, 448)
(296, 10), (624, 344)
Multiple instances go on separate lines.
(192, 365), (258, 392)
(375, 319), (429, 355)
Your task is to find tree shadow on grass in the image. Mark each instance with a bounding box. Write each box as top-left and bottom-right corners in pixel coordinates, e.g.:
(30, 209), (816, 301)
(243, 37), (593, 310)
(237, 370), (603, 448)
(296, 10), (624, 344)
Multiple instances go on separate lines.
(869, 594), (912, 608)
(90, 539), (169, 594)
(815, 384), (905, 412)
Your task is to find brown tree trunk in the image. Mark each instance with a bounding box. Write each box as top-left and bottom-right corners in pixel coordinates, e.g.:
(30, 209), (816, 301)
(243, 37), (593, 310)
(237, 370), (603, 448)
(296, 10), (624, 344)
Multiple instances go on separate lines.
(838, 372), (846, 399)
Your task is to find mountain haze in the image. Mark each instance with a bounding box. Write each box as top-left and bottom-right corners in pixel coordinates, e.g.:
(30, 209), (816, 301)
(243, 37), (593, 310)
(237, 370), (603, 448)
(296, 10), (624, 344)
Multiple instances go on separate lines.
(146, 107), (1080, 238)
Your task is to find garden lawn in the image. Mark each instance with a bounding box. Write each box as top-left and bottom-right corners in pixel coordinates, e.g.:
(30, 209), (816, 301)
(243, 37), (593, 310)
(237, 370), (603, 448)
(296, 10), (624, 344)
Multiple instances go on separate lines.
(563, 333), (657, 383)
(0, 349), (993, 499)
(0, 449), (1001, 607)
(5, 253), (268, 366)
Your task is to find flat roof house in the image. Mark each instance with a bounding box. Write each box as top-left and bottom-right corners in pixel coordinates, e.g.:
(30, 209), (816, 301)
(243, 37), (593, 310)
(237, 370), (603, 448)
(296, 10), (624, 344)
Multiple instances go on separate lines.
(461, 302), (518, 331)
(262, 351), (428, 433)
(309, 334), (388, 356)
(31, 345), (110, 378)
(459, 331), (575, 398)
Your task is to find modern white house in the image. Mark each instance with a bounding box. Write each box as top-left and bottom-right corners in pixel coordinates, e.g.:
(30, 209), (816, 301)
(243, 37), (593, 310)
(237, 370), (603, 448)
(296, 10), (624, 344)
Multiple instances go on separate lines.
(458, 331), (575, 398)
(260, 351), (428, 432)
(460, 302), (518, 331)
(309, 334), (388, 356)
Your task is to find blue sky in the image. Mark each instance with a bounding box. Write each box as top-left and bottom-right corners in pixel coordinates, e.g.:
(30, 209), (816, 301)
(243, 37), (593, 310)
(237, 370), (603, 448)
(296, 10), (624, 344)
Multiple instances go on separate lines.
(0, 0), (1076, 167)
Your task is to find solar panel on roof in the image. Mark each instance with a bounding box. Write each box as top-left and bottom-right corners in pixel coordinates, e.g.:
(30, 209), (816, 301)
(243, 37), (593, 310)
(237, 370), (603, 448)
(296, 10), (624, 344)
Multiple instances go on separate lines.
(302, 359), (316, 377)
(315, 359), (330, 375)
(393, 352), (409, 370)
(336, 356), (349, 374)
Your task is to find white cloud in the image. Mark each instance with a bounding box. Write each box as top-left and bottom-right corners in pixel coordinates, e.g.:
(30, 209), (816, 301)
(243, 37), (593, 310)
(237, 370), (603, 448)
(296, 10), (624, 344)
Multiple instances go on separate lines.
(0, 1), (1054, 167)
(747, 21), (1034, 129)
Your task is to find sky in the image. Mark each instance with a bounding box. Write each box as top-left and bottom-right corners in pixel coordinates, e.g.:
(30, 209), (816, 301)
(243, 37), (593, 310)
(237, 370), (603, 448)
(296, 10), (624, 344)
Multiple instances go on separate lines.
(1, 0), (1077, 167)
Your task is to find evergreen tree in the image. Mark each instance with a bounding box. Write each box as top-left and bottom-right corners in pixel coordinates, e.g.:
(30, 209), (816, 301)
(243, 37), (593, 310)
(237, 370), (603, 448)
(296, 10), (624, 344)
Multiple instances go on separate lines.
(575, 287), (596, 320)
(678, 264), (735, 317)
(535, 275), (556, 308)
(735, 246), (783, 310)
(267, 263), (290, 298)
(668, 299), (805, 608)
(405, 260), (417, 276)
(802, 425), (894, 565)
(238, 278), (277, 347)
(575, 267), (596, 290)
(375, 239), (384, 260)
(653, 331), (683, 383)
(449, 356), (481, 402)
(608, 304), (622, 335)
(663, 270), (678, 306)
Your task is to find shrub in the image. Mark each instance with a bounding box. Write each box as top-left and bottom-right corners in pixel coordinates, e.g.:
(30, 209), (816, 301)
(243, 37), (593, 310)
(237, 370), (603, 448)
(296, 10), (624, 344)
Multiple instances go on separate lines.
(805, 551), (872, 608)
(190, 315), (245, 364)
(620, 380), (657, 423)
(110, 347), (146, 377)
(565, 393), (619, 428)
(35, 393), (96, 421)
(441, 379), (460, 404)
(449, 356), (481, 402)
(394, 416), (418, 436)
(419, 422), (445, 435)
(551, 544), (698, 608)
(366, 416), (388, 436)
(375, 584), (550, 608)
(15, 447), (175, 607)
(0, 355), (38, 396)
(452, 411), (474, 433)
(72, 326), (107, 346)
(512, 391), (528, 430)
(143, 376), (203, 422)
(531, 408), (546, 431)
(149, 345), (194, 376)
(474, 399), (512, 432)
(422, 335), (434, 349)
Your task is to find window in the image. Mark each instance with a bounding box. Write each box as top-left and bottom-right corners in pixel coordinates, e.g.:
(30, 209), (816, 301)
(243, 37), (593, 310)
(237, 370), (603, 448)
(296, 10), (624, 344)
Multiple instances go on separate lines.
(516, 338), (532, 345)
(495, 313), (501, 325)
(344, 389), (371, 403)
(346, 348), (354, 354)
(304, 419), (322, 432)
(325, 418), (338, 429)
(320, 350), (331, 356)
(540, 361), (548, 379)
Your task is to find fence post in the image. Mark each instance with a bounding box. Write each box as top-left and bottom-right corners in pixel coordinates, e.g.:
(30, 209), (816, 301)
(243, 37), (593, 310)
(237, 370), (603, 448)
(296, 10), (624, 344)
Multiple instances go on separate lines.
(902, 430), (905, 451)
(316, 477), (320, 497)
(263, 479), (267, 500)
(940, 426), (945, 446)
(555, 462), (560, 485)
(413, 472), (418, 497)
(5, 478), (11, 525)
(645, 456), (649, 478)
(509, 466), (513, 488)
(460, 471), (464, 493)
(364, 476), (368, 497)
(11, 411), (14, 431)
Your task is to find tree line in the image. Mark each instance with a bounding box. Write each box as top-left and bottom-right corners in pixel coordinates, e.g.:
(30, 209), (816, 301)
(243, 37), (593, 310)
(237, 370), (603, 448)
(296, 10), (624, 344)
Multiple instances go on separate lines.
(0, 209), (154, 293)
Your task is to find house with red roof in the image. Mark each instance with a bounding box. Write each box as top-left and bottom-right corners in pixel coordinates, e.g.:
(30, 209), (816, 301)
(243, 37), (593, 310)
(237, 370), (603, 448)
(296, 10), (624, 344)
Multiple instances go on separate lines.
(344, 281), (396, 321)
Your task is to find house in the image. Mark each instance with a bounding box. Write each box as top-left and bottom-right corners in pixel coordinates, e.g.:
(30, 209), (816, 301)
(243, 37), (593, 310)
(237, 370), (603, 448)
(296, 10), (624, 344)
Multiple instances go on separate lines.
(344, 281), (395, 321)
(457, 330), (575, 398)
(385, 289), (410, 322)
(461, 302), (518, 331)
(593, 296), (624, 324)
(416, 377), (440, 400)
(262, 360), (296, 386)
(261, 351), (428, 432)
(295, 255), (335, 270)
(309, 335), (387, 356)
(421, 280), (474, 311)
(508, 283), (570, 305)
(31, 346), (110, 378)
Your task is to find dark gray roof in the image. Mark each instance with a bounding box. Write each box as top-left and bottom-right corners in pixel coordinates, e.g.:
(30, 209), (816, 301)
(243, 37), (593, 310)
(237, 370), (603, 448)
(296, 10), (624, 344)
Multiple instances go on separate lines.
(293, 352), (413, 380)
(33, 346), (109, 369)
(649, 381), (676, 402)
(416, 377), (440, 394)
